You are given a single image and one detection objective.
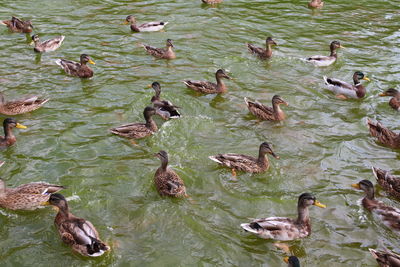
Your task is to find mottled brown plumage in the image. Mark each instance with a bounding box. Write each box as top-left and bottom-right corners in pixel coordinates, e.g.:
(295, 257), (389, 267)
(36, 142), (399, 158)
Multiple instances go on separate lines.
(0, 118), (27, 147)
(1, 16), (33, 33)
(0, 92), (49, 115)
(154, 151), (187, 197)
(308, 0), (324, 9)
(372, 167), (400, 200)
(247, 37), (277, 59)
(142, 39), (175, 59)
(55, 54), (95, 78)
(183, 69), (231, 94)
(31, 34), (65, 53)
(244, 95), (288, 121)
(369, 248), (400, 267)
(110, 106), (158, 139)
(379, 88), (400, 111)
(47, 194), (110, 257)
(367, 119), (400, 149)
(150, 82), (180, 120)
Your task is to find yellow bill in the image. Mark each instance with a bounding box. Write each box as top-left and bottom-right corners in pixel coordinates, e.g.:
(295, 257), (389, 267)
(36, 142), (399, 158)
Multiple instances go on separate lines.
(363, 77), (370, 81)
(16, 123), (27, 129)
(340, 45), (346, 49)
(41, 201), (50, 206)
(351, 183), (361, 189)
(314, 200), (326, 208)
(88, 59), (96, 65)
(379, 92), (386, 96)
(123, 21), (129, 25)
(283, 257), (289, 263)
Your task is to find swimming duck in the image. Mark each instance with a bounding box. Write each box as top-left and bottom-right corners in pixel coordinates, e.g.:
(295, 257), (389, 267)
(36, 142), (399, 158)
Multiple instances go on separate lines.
(372, 167), (400, 200)
(209, 142), (279, 176)
(1, 16), (33, 33)
(45, 193), (110, 257)
(0, 92), (49, 115)
(308, 0), (324, 9)
(352, 180), (400, 233)
(284, 256), (301, 267)
(110, 106), (158, 139)
(55, 54), (95, 78)
(150, 82), (180, 120)
(142, 39), (175, 59)
(0, 177), (64, 210)
(183, 69), (231, 94)
(367, 119), (400, 149)
(369, 248), (400, 267)
(323, 71), (370, 99)
(154, 150), (187, 198)
(31, 34), (65, 53)
(240, 193), (326, 240)
(306, 41), (343, 67)
(202, 0), (223, 4)
(124, 15), (168, 32)
(244, 95), (288, 121)
(0, 118), (27, 147)
(379, 88), (400, 111)
(247, 37), (277, 60)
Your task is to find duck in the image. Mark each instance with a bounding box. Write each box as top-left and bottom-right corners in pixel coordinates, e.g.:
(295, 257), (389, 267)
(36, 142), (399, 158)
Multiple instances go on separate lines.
(209, 142), (279, 176)
(123, 15), (168, 32)
(45, 193), (110, 257)
(369, 248), (400, 267)
(308, 0), (324, 9)
(183, 69), (231, 94)
(352, 180), (400, 233)
(247, 37), (277, 60)
(306, 41), (343, 67)
(142, 39), (176, 59)
(366, 119), (400, 149)
(0, 118), (27, 147)
(30, 34), (65, 53)
(372, 167), (400, 200)
(1, 16), (33, 33)
(110, 106), (158, 139)
(323, 71), (370, 99)
(0, 92), (49, 115)
(202, 0), (224, 4)
(284, 256), (301, 267)
(55, 54), (95, 78)
(244, 95), (288, 121)
(0, 177), (64, 211)
(379, 88), (400, 111)
(154, 150), (187, 197)
(240, 193), (326, 240)
(150, 82), (180, 120)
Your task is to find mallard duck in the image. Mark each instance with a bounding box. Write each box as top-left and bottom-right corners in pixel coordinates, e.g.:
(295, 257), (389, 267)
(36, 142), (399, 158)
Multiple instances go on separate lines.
(372, 167), (400, 200)
(142, 39), (176, 59)
(45, 193), (110, 257)
(0, 178), (64, 210)
(55, 54), (95, 78)
(323, 71), (370, 99)
(0, 118), (27, 147)
(202, 0), (223, 4)
(379, 88), (400, 111)
(240, 193), (326, 240)
(1, 16), (33, 33)
(110, 106), (158, 139)
(0, 92), (49, 115)
(369, 248), (400, 267)
(247, 37), (277, 60)
(209, 142), (279, 176)
(123, 15), (168, 32)
(244, 95), (288, 121)
(308, 0), (324, 9)
(31, 34), (65, 53)
(352, 180), (400, 232)
(183, 69), (231, 94)
(150, 82), (180, 120)
(367, 119), (400, 149)
(306, 41), (343, 67)
(284, 256), (301, 267)
(154, 150), (187, 197)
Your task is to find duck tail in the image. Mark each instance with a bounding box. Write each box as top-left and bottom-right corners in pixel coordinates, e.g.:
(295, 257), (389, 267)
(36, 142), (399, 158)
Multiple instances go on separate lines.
(55, 59), (63, 67)
(323, 75), (329, 85)
(240, 222), (261, 234)
(208, 155), (222, 164)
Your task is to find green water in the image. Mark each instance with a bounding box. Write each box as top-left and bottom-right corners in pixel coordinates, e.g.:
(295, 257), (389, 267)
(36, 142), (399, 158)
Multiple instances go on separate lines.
(1, 0), (399, 266)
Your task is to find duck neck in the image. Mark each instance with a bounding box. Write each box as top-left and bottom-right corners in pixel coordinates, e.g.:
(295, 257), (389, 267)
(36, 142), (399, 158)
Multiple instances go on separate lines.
(160, 157), (168, 171)
(3, 123), (15, 140)
(265, 44), (273, 58)
(272, 103), (284, 119)
(364, 188), (375, 200)
(216, 75), (227, 93)
(0, 93), (5, 105)
(257, 149), (268, 166)
(152, 87), (161, 101)
(330, 48), (337, 57)
(145, 114), (158, 132)
(57, 203), (70, 219)
(296, 204), (310, 224)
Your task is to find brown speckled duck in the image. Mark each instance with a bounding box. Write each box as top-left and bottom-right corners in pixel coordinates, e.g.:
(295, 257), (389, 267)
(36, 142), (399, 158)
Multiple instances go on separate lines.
(379, 88), (400, 111)
(1, 16), (33, 33)
(31, 34), (65, 53)
(150, 82), (180, 120)
(308, 0), (324, 9)
(369, 248), (400, 267)
(142, 39), (175, 59)
(352, 180), (400, 233)
(367, 119), (400, 149)
(209, 142), (279, 176)
(240, 193), (326, 240)
(154, 150), (187, 197)
(0, 118), (27, 147)
(0, 92), (49, 115)
(184, 69), (231, 94)
(46, 193), (110, 257)
(372, 167), (400, 200)
(110, 106), (158, 139)
(244, 95), (288, 121)
(124, 15), (168, 32)
(247, 37), (277, 60)
(55, 54), (95, 78)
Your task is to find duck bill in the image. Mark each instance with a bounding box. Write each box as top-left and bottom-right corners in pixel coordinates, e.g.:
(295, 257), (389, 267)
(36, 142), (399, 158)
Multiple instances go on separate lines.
(16, 123), (27, 129)
(122, 21), (129, 25)
(272, 41), (277, 45)
(351, 183), (361, 189)
(283, 101), (289, 106)
(270, 151), (279, 159)
(88, 59), (96, 65)
(314, 200), (326, 208)
(363, 77), (370, 81)
(283, 257), (289, 263)
(224, 74), (232, 80)
(29, 41), (34, 46)
(339, 45), (346, 49)
(379, 92), (387, 97)
(41, 201), (50, 206)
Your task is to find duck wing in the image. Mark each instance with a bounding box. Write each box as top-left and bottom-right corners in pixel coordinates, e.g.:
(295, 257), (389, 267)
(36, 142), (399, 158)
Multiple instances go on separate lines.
(372, 167), (400, 200)
(209, 153), (259, 172)
(367, 119), (400, 149)
(142, 45), (166, 58)
(244, 97), (274, 120)
(1, 96), (49, 115)
(36, 36), (65, 52)
(247, 43), (265, 56)
(139, 21), (168, 32)
(15, 182), (64, 195)
(110, 122), (153, 139)
(183, 80), (218, 94)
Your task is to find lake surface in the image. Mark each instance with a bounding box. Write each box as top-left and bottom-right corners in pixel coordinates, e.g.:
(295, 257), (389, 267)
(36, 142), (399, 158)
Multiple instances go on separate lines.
(1, 0), (400, 266)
